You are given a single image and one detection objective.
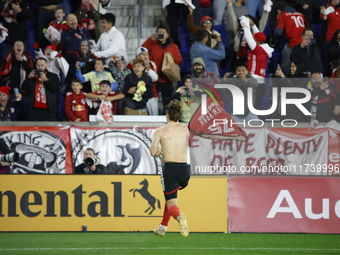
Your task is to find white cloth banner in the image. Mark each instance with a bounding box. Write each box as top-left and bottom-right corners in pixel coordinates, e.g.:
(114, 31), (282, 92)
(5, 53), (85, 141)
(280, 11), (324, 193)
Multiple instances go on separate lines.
(44, 25), (61, 45)
(190, 128), (329, 175)
(70, 127), (163, 174)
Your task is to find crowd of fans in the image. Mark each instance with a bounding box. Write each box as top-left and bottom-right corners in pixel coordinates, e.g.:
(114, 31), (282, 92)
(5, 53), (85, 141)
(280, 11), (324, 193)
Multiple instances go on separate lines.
(0, 0), (339, 127)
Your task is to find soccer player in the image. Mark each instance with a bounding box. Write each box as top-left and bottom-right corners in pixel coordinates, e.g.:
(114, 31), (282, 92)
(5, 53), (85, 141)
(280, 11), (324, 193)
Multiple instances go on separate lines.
(150, 99), (190, 237)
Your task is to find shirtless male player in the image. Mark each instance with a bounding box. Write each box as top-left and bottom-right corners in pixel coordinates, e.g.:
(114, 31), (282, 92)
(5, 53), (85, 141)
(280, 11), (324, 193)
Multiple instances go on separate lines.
(150, 99), (190, 237)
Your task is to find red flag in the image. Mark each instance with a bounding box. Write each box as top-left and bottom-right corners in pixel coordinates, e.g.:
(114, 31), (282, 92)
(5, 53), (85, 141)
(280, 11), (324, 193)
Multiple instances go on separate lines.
(188, 83), (247, 140)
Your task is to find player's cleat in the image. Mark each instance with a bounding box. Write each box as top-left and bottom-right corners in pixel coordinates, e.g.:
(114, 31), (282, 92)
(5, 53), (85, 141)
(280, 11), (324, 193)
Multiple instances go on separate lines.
(178, 213), (189, 237)
(153, 225), (167, 237)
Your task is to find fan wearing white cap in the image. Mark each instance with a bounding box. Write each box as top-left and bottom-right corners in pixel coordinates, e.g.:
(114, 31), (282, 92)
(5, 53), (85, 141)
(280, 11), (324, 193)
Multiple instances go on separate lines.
(126, 47), (159, 115)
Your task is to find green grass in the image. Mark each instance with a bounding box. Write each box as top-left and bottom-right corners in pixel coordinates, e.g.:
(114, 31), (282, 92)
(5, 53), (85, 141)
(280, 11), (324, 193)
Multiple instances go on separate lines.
(0, 232), (339, 255)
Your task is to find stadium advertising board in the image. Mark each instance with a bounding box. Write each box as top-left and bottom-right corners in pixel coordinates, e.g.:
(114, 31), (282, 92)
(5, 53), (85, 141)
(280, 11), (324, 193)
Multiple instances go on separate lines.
(228, 177), (340, 233)
(0, 175), (227, 232)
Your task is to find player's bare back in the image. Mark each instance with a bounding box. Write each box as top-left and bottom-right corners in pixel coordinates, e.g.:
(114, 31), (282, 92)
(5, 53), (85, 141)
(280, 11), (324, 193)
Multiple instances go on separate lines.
(154, 122), (189, 163)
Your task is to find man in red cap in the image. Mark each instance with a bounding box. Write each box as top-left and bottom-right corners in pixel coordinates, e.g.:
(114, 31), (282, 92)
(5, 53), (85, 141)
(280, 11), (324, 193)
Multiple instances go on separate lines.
(239, 15), (273, 111)
(186, 8), (221, 50)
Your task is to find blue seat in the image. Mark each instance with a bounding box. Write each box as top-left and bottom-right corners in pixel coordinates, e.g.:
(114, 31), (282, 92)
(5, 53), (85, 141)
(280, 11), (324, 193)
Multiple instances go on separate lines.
(179, 24), (193, 49)
(213, 23), (229, 47)
(312, 24), (321, 37)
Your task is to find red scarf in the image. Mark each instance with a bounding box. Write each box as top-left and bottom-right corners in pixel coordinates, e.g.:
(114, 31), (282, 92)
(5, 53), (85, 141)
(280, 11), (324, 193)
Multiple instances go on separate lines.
(79, 4), (96, 32)
(0, 53), (31, 87)
(66, 25), (86, 40)
(33, 76), (48, 109)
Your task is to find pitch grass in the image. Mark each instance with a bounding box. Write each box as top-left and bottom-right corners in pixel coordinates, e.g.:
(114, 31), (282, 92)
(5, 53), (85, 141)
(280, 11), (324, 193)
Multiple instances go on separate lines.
(0, 232), (339, 255)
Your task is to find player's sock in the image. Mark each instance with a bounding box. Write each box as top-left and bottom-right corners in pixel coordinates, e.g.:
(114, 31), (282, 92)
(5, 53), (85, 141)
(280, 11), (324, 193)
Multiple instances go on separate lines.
(160, 203), (171, 226)
(168, 204), (180, 220)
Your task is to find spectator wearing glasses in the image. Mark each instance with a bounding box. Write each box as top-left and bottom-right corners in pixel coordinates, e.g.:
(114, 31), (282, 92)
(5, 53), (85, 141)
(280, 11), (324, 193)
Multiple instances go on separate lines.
(186, 9), (221, 49)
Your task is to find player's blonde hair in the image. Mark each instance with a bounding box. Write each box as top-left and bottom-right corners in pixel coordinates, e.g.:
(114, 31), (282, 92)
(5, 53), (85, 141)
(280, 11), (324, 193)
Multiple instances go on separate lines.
(166, 99), (182, 122)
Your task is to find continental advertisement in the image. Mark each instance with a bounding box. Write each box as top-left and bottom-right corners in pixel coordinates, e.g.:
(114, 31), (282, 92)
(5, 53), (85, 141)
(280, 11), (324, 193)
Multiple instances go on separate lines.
(0, 175), (227, 232)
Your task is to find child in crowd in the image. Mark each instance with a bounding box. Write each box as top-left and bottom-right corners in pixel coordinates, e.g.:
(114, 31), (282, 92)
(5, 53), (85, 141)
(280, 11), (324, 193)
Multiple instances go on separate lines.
(109, 55), (131, 93)
(64, 78), (91, 122)
(86, 79), (124, 115)
(121, 59), (152, 113)
(42, 7), (66, 50)
(76, 58), (116, 92)
(224, 64), (260, 122)
(134, 47), (159, 115)
(172, 75), (200, 122)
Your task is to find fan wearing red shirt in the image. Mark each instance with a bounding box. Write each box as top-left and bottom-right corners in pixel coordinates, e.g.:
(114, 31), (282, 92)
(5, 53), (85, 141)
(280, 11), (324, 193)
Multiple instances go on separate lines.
(240, 15), (274, 111)
(86, 80), (124, 115)
(272, 1), (308, 73)
(64, 78), (90, 122)
(325, 0), (340, 42)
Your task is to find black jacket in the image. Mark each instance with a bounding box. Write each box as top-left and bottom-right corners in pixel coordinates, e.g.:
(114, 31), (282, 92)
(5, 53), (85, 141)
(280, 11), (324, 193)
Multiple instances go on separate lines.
(21, 70), (60, 114)
(74, 163), (107, 174)
(290, 19), (327, 74)
(309, 83), (340, 122)
(0, 1), (32, 44)
(329, 29), (340, 68)
(123, 71), (153, 108)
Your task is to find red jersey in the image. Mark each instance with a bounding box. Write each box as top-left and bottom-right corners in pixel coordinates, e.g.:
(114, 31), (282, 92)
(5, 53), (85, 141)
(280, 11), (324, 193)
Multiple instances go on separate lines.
(93, 91), (120, 115)
(247, 45), (269, 78)
(48, 20), (65, 33)
(64, 91), (89, 121)
(276, 11), (307, 48)
(326, 7), (340, 42)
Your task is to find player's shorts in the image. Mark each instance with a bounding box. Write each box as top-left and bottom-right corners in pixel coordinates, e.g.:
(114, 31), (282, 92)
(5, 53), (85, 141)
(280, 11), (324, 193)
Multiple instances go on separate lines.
(161, 162), (190, 200)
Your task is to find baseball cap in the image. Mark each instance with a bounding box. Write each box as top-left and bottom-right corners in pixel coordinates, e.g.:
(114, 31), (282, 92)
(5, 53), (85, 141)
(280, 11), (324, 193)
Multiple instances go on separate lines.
(200, 16), (212, 24)
(254, 32), (266, 44)
(136, 47), (148, 56)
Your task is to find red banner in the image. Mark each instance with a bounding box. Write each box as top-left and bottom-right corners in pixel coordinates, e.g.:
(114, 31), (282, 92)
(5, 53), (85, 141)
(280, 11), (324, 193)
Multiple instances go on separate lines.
(327, 129), (340, 175)
(228, 177), (340, 233)
(0, 126), (72, 174)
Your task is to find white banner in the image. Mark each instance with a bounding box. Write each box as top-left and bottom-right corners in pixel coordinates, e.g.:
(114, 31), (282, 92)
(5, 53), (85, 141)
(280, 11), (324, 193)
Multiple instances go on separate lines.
(190, 128), (329, 175)
(70, 127), (162, 174)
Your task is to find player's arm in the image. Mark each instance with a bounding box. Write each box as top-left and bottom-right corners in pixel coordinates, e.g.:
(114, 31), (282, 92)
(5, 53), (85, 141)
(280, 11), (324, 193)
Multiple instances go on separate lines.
(150, 129), (162, 157)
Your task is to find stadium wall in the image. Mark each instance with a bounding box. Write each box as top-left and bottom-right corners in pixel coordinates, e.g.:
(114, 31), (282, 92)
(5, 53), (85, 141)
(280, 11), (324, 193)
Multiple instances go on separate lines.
(1, 175), (340, 233)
